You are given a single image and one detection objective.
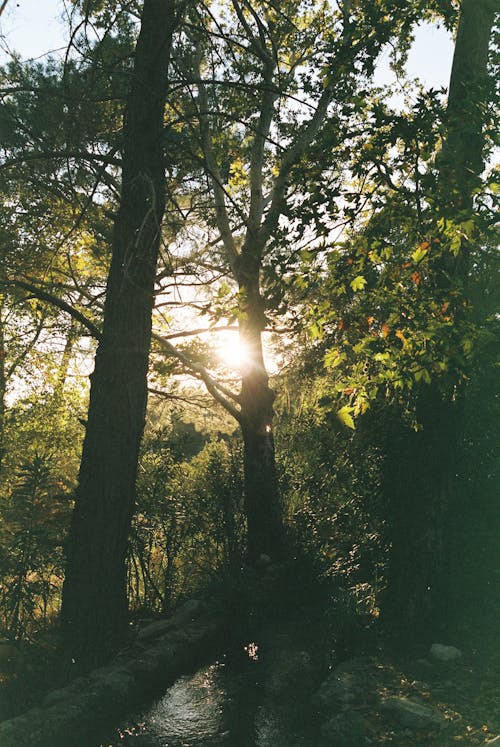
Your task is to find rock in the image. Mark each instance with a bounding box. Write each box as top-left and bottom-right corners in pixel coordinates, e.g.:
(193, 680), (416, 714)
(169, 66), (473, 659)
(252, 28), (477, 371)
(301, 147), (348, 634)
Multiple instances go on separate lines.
(485, 737), (500, 746)
(334, 657), (371, 676)
(313, 673), (356, 708)
(138, 599), (204, 640)
(89, 667), (135, 700)
(320, 711), (366, 747)
(313, 658), (371, 710)
(43, 687), (73, 707)
(265, 649), (313, 698)
(429, 643), (462, 662)
(381, 696), (446, 730)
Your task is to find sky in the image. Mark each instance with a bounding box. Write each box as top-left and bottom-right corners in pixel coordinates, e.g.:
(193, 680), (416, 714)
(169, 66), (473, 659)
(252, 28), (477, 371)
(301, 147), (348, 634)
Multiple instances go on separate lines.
(1, 0), (455, 90)
(0, 0), (68, 61)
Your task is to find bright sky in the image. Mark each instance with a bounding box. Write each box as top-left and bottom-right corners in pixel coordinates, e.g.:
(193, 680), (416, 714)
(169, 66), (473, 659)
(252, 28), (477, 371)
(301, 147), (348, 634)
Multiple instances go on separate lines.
(1, 0), (455, 90)
(0, 0), (68, 61)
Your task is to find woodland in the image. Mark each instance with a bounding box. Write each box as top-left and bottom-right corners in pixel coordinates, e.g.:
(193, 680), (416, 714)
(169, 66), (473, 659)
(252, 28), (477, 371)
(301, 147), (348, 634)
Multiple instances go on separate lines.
(0, 0), (498, 744)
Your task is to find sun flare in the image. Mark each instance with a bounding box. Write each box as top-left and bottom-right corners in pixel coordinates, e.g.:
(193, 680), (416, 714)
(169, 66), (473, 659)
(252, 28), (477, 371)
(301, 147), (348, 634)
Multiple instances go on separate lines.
(217, 338), (252, 371)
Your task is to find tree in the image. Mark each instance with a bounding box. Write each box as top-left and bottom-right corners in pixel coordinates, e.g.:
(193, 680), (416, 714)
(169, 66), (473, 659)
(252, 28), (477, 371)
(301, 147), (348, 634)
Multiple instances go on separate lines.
(381, 0), (498, 639)
(60, 0), (184, 668)
(306, 0), (498, 640)
(156, 0), (435, 562)
(0, 41), (124, 478)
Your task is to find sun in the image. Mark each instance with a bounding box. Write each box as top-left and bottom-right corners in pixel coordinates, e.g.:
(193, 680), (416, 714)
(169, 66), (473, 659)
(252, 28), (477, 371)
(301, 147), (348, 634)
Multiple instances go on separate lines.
(217, 337), (252, 371)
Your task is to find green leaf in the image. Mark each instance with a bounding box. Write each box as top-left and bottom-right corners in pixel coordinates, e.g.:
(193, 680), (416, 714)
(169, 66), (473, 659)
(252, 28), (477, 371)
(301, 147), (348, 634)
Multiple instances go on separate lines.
(460, 219), (475, 237)
(337, 405), (355, 429)
(414, 368), (431, 384)
(310, 320), (323, 339)
(449, 233), (462, 256)
(350, 275), (367, 292)
(324, 349), (346, 368)
(462, 338), (473, 356)
(353, 341), (367, 354)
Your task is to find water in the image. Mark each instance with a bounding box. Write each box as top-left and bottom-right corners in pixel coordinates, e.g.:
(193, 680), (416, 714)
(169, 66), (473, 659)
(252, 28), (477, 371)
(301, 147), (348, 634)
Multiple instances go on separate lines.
(100, 653), (319, 747)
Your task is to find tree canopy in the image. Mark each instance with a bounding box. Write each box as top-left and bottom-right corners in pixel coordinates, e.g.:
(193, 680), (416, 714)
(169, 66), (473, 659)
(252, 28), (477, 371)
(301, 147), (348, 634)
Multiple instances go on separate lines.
(0, 0), (497, 681)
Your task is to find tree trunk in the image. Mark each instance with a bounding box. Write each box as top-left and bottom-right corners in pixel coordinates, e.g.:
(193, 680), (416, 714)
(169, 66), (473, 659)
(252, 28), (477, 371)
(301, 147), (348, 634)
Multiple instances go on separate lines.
(236, 254), (283, 562)
(439, 0), (497, 211)
(54, 317), (78, 398)
(61, 0), (179, 668)
(382, 392), (458, 641)
(382, 0), (496, 642)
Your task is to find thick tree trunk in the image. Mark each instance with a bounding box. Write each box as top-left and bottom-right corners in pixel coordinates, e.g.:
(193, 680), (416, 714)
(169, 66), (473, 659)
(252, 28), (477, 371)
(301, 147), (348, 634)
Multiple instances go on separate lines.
(236, 255), (283, 562)
(61, 0), (179, 668)
(382, 0), (496, 641)
(382, 392), (458, 641)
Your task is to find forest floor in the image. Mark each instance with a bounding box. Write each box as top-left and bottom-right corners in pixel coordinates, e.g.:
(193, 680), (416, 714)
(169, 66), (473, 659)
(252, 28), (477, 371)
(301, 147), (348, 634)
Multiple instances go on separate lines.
(0, 569), (498, 747)
(331, 642), (500, 745)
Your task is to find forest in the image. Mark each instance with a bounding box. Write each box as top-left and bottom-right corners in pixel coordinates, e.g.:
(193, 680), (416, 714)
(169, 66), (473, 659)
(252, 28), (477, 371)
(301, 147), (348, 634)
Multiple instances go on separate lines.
(0, 0), (498, 745)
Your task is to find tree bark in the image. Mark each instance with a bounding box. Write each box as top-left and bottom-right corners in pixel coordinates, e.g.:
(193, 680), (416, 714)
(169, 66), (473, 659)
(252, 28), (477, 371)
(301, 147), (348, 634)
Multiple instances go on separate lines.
(236, 254), (283, 562)
(54, 317), (78, 398)
(61, 0), (180, 668)
(439, 0), (497, 211)
(382, 393), (458, 641)
(382, 0), (497, 642)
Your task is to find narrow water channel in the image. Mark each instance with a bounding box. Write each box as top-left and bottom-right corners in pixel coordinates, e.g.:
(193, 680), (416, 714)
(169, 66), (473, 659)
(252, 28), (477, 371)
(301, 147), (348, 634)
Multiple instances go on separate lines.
(100, 652), (319, 747)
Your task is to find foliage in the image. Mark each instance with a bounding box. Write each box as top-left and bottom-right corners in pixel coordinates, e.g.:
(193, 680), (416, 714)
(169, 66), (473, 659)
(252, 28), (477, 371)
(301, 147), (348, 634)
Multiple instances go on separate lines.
(0, 455), (71, 640)
(128, 430), (245, 613)
(295, 87), (499, 425)
(275, 369), (388, 633)
(2, 388), (87, 486)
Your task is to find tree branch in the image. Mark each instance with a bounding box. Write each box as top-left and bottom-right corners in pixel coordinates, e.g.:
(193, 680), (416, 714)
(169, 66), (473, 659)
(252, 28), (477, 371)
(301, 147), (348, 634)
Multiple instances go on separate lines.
(152, 332), (242, 422)
(3, 278), (102, 340)
(246, 57), (278, 239)
(0, 150), (122, 172)
(194, 47), (240, 271)
(257, 84), (336, 252)
(159, 325), (239, 340)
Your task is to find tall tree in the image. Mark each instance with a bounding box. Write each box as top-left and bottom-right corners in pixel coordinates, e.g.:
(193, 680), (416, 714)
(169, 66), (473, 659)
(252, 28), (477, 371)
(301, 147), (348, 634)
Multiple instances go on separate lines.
(287, 0), (497, 640)
(159, 0), (430, 562)
(60, 0), (184, 667)
(382, 0), (498, 640)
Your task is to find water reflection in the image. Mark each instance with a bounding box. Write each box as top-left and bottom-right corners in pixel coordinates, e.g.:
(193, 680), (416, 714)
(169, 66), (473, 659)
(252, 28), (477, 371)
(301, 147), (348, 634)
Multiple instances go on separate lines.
(102, 655), (315, 747)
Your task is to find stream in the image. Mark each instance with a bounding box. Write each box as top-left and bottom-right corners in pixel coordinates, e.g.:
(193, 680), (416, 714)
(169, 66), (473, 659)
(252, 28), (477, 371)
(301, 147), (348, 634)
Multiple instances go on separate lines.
(99, 650), (320, 747)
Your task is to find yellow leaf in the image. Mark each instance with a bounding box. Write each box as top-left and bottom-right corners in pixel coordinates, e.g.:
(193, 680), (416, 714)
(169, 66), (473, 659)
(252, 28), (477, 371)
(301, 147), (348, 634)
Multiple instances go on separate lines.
(350, 275), (367, 291)
(411, 245), (428, 263)
(337, 406), (355, 429)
